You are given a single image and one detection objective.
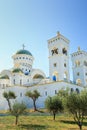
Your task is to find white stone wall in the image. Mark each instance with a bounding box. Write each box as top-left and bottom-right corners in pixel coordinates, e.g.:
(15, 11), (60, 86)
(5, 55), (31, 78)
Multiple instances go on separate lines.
(48, 32), (70, 82)
(0, 81), (83, 110)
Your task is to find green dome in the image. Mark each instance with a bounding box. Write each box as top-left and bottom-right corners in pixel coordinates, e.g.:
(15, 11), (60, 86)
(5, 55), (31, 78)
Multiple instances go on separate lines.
(0, 75), (9, 79)
(16, 49), (32, 56)
(12, 68), (23, 73)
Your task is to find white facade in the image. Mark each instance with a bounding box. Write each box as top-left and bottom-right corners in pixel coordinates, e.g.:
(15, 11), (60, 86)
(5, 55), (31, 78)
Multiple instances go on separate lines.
(48, 32), (70, 82)
(71, 47), (87, 86)
(0, 32), (86, 110)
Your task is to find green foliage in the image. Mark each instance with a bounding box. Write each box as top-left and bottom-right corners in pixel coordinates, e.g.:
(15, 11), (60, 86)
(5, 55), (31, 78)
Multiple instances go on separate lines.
(65, 90), (87, 130)
(3, 91), (16, 112)
(45, 96), (63, 120)
(11, 102), (27, 116)
(57, 88), (69, 98)
(11, 102), (27, 125)
(25, 90), (40, 111)
(3, 91), (16, 99)
(25, 90), (40, 100)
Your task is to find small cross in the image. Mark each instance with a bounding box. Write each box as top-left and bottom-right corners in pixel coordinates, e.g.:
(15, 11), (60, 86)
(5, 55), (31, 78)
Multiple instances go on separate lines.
(22, 44), (25, 50)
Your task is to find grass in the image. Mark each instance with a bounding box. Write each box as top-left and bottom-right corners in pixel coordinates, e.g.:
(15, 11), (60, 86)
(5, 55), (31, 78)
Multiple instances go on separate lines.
(0, 110), (87, 130)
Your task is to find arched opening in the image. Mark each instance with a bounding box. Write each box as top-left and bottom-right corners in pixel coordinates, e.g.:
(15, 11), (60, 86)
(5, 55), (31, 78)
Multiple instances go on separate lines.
(52, 72), (58, 81)
(13, 79), (15, 85)
(64, 71), (67, 81)
(51, 48), (58, 56)
(62, 48), (67, 55)
(33, 74), (44, 79)
(53, 75), (56, 81)
(76, 88), (80, 94)
(84, 61), (87, 66)
(75, 60), (80, 67)
(76, 79), (81, 85)
(20, 79), (22, 85)
(71, 88), (74, 93)
(33, 74), (44, 84)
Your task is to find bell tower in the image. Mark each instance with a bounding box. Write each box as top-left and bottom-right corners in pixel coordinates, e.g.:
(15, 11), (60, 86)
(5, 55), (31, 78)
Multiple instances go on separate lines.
(71, 47), (87, 86)
(48, 32), (70, 82)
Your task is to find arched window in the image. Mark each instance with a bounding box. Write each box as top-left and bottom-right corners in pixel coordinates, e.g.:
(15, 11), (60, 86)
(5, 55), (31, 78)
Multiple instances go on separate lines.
(84, 61), (87, 66)
(71, 88), (74, 93)
(51, 48), (58, 55)
(76, 88), (80, 94)
(75, 60), (80, 67)
(20, 79), (22, 85)
(64, 72), (67, 81)
(13, 79), (15, 85)
(52, 71), (58, 81)
(62, 48), (67, 55)
(76, 79), (81, 85)
(53, 75), (56, 81)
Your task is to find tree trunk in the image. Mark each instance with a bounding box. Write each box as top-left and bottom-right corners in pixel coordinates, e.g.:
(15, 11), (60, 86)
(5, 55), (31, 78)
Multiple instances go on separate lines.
(53, 113), (56, 120)
(78, 122), (82, 130)
(33, 100), (37, 111)
(79, 125), (82, 130)
(15, 116), (18, 125)
(7, 99), (11, 112)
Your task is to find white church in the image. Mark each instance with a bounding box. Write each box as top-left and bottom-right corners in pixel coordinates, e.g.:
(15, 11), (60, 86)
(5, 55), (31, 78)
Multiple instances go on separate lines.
(0, 32), (87, 109)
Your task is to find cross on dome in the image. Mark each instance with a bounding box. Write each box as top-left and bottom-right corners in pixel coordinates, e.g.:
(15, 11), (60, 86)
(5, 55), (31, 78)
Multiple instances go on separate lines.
(22, 44), (25, 50)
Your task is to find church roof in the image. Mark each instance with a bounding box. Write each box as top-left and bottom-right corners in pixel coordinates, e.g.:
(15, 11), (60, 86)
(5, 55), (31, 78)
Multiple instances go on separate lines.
(16, 49), (32, 56)
(12, 68), (23, 73)
(0, 75), (9, 79)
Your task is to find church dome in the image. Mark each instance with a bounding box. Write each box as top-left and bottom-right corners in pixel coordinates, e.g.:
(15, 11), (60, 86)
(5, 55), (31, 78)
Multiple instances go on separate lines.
(0, 75), (9, 79)
(12, 68), (23, 73)
(16, 49), (32, 56)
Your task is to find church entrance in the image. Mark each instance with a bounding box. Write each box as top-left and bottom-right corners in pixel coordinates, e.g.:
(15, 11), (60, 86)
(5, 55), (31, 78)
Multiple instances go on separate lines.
(52, 72), (58, 81)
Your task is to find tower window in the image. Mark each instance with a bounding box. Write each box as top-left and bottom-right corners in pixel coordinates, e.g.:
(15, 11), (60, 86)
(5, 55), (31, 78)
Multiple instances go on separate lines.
(54, 63), (57, 67)
(75, 61), (80, 67)
(62, 48), (67, 55)
(85, 73), (87, 76)
(51, 48), (58, 55)
(84, 61), (87, 66)
(64, 63), (66, 67)
(77, 72), (80, 76)
(45, 91), (47, 96)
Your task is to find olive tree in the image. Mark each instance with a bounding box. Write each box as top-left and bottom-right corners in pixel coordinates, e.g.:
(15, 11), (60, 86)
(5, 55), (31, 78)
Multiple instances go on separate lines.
(25, 90), (40, 111)
(3, 91), (16, 112)
(45, 96), (63, 120)
(11, 102), (27, 125)
(65, 90), (87, 130)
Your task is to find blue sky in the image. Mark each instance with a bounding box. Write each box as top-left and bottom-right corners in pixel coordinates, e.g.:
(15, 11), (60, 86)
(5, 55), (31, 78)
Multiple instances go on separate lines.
(0, 0), (87, 79)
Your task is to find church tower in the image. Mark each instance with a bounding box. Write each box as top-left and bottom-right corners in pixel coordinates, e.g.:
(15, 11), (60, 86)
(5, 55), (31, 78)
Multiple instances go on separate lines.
(71, 47), (87, 86)
(48, 32), (70, 82)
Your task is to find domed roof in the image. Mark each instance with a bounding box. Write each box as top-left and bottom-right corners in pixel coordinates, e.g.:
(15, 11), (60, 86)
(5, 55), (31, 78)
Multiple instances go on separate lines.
(16, 49), (32, 56)
(0, 75), (9, 79)
(12, 68), (23, 73)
